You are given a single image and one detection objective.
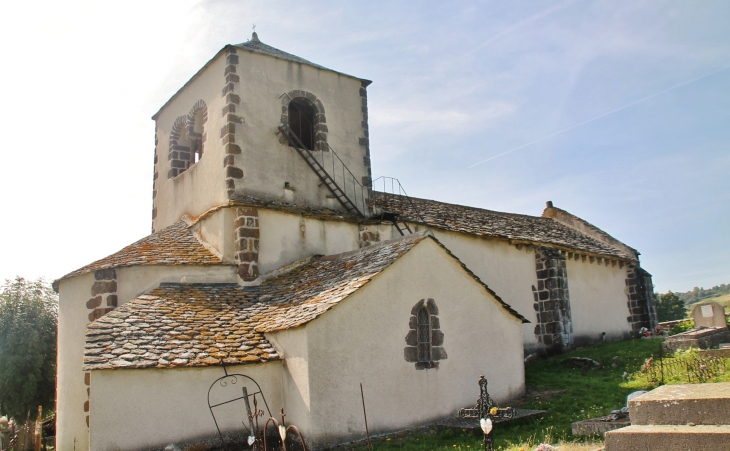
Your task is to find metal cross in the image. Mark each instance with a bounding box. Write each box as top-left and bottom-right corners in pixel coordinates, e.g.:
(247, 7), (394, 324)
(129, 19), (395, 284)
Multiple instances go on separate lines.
(458, 375), (514, 451)
(252, 24), (256, 32)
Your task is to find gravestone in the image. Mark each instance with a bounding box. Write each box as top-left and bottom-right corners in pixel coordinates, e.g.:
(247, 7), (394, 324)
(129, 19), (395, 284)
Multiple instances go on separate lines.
(692, 302), (727, 329)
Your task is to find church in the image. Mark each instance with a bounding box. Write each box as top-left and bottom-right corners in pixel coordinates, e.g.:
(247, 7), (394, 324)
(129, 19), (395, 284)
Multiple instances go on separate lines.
(54, 32), (656, 451)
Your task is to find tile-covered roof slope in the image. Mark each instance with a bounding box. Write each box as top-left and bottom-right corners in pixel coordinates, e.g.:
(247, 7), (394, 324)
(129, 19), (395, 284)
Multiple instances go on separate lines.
(233, 33), (369, 84)
(372, 192), (634, 260)
(57, 221), (226, 283)
(84, 233), (525, 370)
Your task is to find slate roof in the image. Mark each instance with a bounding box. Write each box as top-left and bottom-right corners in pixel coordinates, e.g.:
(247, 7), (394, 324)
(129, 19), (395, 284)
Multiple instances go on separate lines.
(56, 221), (226, 285)
(84, 233), (525, 370)
(372, 192), (635, 260)
(233, 33), (369, 84)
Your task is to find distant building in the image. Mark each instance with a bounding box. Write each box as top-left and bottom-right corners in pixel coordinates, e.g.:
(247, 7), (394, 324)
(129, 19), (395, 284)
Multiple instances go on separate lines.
(54, 33), (656, 450)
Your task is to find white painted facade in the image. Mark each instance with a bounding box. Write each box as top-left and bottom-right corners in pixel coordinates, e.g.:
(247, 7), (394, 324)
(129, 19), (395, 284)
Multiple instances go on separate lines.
(56, 265), (237, 451)
(55, 33), (653, 451)
(77, 238), (523, 451)
(270, 239), (524, 446)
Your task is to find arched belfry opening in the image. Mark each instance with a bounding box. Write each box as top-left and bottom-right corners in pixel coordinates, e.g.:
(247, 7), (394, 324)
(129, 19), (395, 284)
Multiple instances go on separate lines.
(189, 108), (205, 163)
(288, 98), (316, 150)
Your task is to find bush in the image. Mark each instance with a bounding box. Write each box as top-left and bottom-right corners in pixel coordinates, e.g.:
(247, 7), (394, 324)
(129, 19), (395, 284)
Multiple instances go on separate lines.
(0, 277), (58, 420)
(669, 320), (694, 336)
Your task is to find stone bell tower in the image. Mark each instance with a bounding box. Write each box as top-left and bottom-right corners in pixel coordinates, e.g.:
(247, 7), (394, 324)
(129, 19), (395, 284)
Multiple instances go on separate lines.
(150, 32), (373, 232)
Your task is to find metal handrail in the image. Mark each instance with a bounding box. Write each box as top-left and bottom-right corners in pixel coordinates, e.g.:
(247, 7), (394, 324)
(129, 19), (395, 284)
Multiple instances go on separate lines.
(372, 176), (428, 226)
(280, 124), (371, 216)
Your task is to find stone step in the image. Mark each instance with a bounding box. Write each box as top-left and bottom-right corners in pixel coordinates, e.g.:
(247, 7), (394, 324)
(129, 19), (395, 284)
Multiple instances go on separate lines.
(629, 382), (730, 425)
(605, 424), (730, 451)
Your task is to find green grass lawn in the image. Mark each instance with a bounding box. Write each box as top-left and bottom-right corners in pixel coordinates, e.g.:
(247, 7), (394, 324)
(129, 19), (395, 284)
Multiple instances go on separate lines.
(333, 337), (730, 451)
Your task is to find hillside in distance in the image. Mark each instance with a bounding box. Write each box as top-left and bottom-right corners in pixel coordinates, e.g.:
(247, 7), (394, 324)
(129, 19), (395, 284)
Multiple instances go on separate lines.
(675, 283), (730, 309)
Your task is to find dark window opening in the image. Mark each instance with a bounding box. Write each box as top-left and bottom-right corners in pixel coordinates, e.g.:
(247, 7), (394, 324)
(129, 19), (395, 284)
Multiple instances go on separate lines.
(288, 99), (315, 150)
(191, 109), (204, 164)
(417, 307), (431, 362)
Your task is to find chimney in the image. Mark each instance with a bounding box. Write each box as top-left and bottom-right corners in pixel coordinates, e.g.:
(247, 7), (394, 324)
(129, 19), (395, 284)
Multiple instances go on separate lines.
(546, 201), (554, 208)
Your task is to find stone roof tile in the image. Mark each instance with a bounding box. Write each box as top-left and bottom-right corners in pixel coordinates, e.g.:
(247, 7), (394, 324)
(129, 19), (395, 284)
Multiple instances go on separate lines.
(84, 233), (523, 370)
(57, 221), (226, 285)
(373, 192), (634, 260)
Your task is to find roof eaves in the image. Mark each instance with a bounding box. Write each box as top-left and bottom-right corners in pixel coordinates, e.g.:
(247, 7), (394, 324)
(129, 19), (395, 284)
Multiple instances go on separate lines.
(231, 41), (371, 85)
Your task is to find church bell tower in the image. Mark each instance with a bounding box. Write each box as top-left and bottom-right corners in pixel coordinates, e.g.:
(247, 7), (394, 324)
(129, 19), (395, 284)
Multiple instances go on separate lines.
(150, 32), (373, 232)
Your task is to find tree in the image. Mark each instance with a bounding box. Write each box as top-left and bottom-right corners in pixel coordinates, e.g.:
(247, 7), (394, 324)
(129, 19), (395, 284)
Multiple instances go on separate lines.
(655, 291), (687, 322)
(0, 278), (57, 420)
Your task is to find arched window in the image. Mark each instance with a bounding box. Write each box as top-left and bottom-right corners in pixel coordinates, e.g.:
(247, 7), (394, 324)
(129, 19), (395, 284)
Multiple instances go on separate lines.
(417, 307), (431, 362)
(288, 98), (315, 150)
(167, 100), (207, 179)
(404, 298), (446, 370)
(190, 108), (205, 163)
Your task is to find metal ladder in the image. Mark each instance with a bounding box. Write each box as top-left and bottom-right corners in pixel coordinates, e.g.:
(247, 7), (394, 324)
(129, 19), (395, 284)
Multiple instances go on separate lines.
(373, 177), (427, 237)
(279, 125), (362, 216)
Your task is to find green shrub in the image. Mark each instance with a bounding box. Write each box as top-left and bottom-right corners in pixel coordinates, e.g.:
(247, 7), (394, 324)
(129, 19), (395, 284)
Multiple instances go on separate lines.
(669, 320), (694, 336)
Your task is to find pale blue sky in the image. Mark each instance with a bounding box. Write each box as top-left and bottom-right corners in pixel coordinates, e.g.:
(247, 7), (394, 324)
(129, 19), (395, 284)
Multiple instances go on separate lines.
(0, 0), (727, 292)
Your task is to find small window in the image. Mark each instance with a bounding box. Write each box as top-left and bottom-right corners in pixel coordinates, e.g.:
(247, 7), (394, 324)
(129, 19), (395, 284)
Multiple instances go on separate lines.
(190, 109), (205, 163)
(288, 98), (315, 150)
(404, 298), (446, 370)
(417, 307), (431, 362)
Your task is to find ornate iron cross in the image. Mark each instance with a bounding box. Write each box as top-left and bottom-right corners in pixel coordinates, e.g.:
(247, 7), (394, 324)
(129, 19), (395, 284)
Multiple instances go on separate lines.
(458, 375), (514, 451)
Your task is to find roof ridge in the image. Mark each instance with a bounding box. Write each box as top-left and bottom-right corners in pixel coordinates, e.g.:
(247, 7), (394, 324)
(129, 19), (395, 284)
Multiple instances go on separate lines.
(374, 191), (550, 222)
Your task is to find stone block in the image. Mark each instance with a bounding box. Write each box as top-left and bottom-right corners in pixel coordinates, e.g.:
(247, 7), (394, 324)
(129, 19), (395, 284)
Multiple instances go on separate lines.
(410, 299), (425, 315)
(604, 424), (730, 451)
(404, 330), (417, 346)
(431, 330), (444, 346)
(91, 280), (117, 296)
(426, 298), (439, 315)
(629, 382), (730, 426)
(431, 346), (447, 361)
(403, 346), (418, 362)
(572, 417), (630, 437)
(86, 296), (102, 309)
(94, 269), (116, 280)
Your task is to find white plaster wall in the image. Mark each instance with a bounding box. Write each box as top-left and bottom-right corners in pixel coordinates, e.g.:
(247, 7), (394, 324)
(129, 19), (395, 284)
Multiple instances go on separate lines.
(257, 210), (359, 274)
(89, 363), (283, 451)
(233, 50), (370, 211)
(264, 328), (312, 435)
(567, 259), (632, 344)
(57, 272), (95, 451)
(115, 265), (237, 304)
(277, 239), (524, 446)
(56, 264), (237, 451)
(153, 52), (229, 231)
(193, 208), (236, 263)
(430, 229), (541, 351)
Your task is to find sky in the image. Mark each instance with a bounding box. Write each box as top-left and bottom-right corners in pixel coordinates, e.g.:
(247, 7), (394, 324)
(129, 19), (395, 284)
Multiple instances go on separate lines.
(0, 0), (728, 293)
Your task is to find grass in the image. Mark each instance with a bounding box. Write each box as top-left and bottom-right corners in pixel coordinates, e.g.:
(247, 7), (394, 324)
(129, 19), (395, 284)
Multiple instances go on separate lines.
(334, 337), (730, 451)
(687, 293), (730, 310)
